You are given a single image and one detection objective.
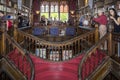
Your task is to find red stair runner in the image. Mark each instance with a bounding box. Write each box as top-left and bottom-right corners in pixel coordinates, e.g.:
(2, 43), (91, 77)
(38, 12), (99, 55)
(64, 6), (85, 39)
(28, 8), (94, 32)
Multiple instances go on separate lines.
(30, 54), (84, 80)
(8, 49), (106, 80)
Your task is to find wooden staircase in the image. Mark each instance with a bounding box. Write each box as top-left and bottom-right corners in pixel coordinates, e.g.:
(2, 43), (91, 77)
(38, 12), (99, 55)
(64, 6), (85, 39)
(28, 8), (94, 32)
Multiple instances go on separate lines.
(0, 57), (26, 80)
(103, 72), (119, 80)
(0, 24), (120, 80)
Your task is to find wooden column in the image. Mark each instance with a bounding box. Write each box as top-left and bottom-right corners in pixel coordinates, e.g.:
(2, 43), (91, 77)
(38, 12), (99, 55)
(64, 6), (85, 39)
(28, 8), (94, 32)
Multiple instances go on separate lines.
(13, 22), (18, 41)
(95, 24), (99, 43)
(1, 24), (6, 55)
(108, 26), (113, 56)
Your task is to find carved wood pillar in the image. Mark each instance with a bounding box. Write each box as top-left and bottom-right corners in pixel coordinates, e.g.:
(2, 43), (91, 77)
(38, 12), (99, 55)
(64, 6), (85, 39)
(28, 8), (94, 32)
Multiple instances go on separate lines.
(108, 25), (113, 56)
(1, 24), (6, 55)
(95, 24), (99, 43)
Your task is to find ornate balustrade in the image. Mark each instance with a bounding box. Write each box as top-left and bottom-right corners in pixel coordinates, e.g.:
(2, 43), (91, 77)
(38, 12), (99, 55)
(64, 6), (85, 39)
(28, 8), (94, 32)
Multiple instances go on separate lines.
(78, 30), (113, 80)
(20, 26), (90, 38)
(112, 32), (120, 59)
(15, 25), (98, 61)
(0, 27), (35, 80)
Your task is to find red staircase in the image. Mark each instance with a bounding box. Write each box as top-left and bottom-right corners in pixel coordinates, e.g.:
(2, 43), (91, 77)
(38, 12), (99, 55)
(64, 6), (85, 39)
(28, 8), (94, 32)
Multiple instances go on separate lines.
(30, 54), (84, 80)
(81, 50), (106, 80)
(7, 49), (106, 80)
(7, 48), (32, 80)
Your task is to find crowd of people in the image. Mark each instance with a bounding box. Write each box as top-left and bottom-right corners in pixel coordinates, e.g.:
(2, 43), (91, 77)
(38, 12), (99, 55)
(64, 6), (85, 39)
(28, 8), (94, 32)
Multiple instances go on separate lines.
(0, 8), (120, 38)
(79, 8), (120, 39)
(39, 15), (66, 26)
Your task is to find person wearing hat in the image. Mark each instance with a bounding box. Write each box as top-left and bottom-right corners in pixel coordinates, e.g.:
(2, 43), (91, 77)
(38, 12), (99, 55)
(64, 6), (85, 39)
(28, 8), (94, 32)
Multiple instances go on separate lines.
(93, 8), (107, 39)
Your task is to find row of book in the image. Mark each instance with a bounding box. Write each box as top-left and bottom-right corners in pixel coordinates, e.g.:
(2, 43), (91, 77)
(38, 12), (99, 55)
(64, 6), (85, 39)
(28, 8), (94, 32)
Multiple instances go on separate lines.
(35, 48), (73, 61)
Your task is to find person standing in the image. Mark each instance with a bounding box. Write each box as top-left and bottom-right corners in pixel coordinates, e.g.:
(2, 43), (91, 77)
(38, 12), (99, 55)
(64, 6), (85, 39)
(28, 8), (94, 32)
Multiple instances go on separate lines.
(18, 13), (23, 28)
(79, 15), (85, 26)
(83, 15), (89, 27)
(109, 8), (120, 32)
(109, 8), (120, 57)
(93, 9), (108, 39)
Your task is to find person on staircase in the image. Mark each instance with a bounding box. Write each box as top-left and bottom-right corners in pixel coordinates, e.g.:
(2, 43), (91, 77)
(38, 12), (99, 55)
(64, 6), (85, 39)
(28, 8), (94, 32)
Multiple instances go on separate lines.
(109, 8), (120, 57)
(93, 8), (108, 39)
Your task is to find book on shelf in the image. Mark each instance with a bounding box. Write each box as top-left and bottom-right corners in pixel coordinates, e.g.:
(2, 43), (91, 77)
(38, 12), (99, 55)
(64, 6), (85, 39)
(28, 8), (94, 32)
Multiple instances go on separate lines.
(62, 50), (72, 60)
(50, 51), (59, 61)
(35, 48), (46, 59)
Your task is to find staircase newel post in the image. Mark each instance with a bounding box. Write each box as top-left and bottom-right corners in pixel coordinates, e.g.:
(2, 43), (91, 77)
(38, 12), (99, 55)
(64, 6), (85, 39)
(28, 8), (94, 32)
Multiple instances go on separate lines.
(13, 21), (18, 41)
(108, 25), (113, 56)
(95, 24), (99, 43)
(1, 23), (6, 55)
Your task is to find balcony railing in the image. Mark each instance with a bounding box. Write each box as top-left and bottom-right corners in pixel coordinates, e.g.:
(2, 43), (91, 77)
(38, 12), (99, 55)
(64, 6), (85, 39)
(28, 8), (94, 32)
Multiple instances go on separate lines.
(15, 26), (98, 61)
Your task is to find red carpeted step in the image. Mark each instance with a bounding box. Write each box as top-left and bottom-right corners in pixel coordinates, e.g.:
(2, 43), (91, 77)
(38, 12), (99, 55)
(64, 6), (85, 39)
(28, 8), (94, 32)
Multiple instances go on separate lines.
(7, 49), (31, 80)
(30, 54), (84, 80)
(8, 49), (106, 80)
(81, 50), (106, 80)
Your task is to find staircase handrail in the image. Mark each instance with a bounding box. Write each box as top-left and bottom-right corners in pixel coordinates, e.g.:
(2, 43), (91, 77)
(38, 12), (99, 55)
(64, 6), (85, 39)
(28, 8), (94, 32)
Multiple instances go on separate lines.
(16, 27), (97, 61)
(78, 32), (110, 80)
(0, 57), (27, 80)
(5, 33), (35, 80)
(17, 28), (95, 46)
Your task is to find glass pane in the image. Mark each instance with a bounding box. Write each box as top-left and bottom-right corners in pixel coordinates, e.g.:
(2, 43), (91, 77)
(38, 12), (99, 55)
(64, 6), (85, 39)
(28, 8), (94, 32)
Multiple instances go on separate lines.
(60, 5), (63, 12)
(41, 5), (44, 12)
(41, 13), (49, 19)
(51, 5), (54, 12)
(55, 5), (58, 12)
(46, 5), (49, 12)
(64, 5), (68, 12)
(60, 13), (68, 22)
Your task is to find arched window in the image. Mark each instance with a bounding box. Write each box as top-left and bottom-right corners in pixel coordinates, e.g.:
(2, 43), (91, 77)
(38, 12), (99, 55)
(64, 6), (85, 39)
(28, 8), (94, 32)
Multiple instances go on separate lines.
(60, 5), (64, 12)
(55, 5), (58, 12)
(41, 5), (44, 12)
(60, 2), (68, 21)
(46, 5), (49, 12)
(40, 1), (68, 21)
(40, 1), (49, 18)
(51, 5), (54, 12)
(64, 5), (68, 13)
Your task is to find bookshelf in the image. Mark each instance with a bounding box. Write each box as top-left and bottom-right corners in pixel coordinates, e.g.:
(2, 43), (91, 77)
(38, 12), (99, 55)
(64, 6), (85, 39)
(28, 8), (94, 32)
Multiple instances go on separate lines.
(0, 0), (17, 20)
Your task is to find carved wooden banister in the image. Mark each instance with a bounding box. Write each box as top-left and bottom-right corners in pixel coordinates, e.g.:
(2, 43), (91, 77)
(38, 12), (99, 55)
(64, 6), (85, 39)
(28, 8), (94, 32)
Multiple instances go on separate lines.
(16, 27), (97, 61)
(0, 24), (6, 55)
(95, 24), (99, 43)
(78, 32), (112, 80)
(17, 28), (95, 46)
(112, 32), (120, 57)
(4, 33), (35, 80)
